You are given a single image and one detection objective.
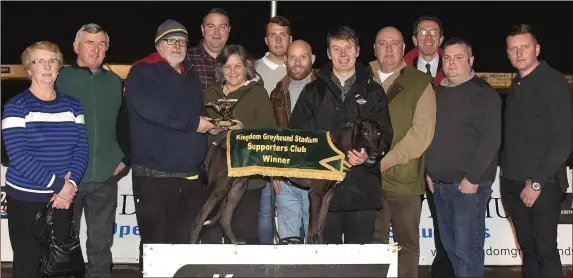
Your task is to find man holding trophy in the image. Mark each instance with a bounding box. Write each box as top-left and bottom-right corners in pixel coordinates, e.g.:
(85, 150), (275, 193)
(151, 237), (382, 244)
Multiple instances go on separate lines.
(124, 19), (222, 271)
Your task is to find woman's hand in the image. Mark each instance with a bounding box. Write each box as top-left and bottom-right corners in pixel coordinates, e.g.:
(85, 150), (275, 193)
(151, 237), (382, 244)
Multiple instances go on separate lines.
(56, 172), (77, 205)
(228, 119), (244, 130)
(52, 194), (72, 209)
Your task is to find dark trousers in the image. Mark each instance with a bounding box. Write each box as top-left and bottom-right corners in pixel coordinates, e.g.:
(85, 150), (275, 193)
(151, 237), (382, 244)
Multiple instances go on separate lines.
(433, 181), (492, 278)
(324, 209), (376, 244)
(373, 190), (421, 277)
(72, 176), (118, 278)
(7, 197), (71, 278)
(222, 187), (262, 244)
(132, 176), (203, 271)
(424, 184), (455, 278)
(500, 177), (563, 278)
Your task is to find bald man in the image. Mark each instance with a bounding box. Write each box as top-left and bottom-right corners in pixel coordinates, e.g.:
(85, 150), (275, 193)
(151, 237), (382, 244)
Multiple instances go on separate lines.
(269, 40), (316, 242)
(368, 26), (436, 277)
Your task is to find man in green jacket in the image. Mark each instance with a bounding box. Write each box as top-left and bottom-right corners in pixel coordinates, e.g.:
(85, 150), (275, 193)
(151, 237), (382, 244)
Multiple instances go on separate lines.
(369, 26), (436, 277)
(56, 23), (126, 278)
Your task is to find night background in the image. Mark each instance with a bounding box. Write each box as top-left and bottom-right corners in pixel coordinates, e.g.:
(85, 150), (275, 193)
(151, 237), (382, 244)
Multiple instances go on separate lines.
(1, 1), (572, 166)
(1, 1), (572, 73)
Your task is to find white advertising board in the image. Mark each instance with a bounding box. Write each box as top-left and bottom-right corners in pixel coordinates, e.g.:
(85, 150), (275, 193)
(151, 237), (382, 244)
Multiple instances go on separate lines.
(1, 166), (572, 265)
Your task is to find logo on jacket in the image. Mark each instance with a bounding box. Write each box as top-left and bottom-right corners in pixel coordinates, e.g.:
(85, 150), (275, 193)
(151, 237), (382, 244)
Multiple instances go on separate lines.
(355, 94), (367, 105)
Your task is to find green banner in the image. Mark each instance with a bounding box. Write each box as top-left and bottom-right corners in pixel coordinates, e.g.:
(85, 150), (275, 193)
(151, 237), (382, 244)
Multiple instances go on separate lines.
(226, 128), (350, 181)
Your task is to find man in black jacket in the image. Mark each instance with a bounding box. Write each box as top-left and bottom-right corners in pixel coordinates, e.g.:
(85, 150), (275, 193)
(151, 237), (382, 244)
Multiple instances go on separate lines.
(500, 24), (572, 278)
(289, 26), (393, 244)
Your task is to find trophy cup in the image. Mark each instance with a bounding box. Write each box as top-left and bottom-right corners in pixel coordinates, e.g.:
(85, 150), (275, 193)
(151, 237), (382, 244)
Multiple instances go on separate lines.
(205, 101), (237, 127)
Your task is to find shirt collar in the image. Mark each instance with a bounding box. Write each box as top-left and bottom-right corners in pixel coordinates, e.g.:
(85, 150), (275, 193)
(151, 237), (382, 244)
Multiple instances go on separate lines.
(417, 55), (440, 75)
(261, 52), (285, 70)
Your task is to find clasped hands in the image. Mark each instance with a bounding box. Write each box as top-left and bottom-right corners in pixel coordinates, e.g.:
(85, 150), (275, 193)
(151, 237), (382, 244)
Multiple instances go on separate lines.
(51, 171), (78, 210)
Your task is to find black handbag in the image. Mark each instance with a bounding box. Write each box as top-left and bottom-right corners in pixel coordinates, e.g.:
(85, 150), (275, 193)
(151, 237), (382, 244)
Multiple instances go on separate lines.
(31, 201), (86, 277)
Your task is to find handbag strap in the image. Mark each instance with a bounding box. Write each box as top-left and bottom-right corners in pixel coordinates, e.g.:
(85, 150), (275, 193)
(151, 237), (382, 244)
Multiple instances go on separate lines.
(30, 201), (79, 241)
(30, 201), (54, 241)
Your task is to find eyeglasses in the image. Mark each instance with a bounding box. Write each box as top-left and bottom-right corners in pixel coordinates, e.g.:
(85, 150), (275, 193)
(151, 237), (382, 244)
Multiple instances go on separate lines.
(163, 38), (188, 46)
(31, 59), (60, 66)
(417, 29), (440, 37)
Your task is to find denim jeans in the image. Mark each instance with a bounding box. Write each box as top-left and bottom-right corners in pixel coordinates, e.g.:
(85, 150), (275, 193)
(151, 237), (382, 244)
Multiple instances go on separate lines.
(258, 181), (275, 244)
(433, 180), (492, 278)
(275, 181), (309, 240)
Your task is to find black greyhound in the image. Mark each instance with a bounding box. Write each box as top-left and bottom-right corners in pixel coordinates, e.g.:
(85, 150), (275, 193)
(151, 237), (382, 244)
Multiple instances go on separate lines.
(190, 118), (383, 244)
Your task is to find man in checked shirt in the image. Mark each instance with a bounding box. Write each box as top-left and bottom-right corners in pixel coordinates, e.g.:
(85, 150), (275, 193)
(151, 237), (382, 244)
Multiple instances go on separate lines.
(187, 8), (231, 90)
(188, 7), (231, 244)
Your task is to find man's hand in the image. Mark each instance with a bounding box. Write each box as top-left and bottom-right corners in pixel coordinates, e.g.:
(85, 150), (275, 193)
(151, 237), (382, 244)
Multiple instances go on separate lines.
(458, 178), (478, 194)
(229, 119), (244, 130)
(347, 149), (368, 166)
(272, 178), (281, 194)
(520, 179), (541, 208)
(426, 175), (434, 193)
(380, 160), (389, 173)
(113, 162), (126, 176)
(197, 117), (216, 133)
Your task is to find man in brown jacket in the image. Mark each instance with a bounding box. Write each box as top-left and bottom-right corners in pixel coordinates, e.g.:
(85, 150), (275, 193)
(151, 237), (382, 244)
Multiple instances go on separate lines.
(369, 26), (436, 277)
(269, 40), (316, 241)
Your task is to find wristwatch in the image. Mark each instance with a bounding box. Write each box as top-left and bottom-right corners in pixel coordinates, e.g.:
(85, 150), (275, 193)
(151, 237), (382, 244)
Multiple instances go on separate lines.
(531, 181), (542, 191)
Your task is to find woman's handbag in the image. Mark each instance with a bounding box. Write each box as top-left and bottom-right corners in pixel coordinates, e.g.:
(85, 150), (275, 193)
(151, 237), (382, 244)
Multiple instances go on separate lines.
(31, 201), (86, 277)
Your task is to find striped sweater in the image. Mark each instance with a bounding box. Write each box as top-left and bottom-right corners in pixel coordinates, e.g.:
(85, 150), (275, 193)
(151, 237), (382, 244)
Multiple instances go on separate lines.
(1, 90), (89, 202)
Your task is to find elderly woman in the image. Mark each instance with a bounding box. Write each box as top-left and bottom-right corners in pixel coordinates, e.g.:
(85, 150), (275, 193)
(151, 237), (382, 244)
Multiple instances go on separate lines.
(1, 41), (88, 277)
(204, 44), (276, 244)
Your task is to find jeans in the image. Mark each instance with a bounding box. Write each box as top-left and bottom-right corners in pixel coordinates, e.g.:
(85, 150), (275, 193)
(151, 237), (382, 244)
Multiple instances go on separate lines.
(433, 180), (492, 278)
(258, 182), (275, 244)
(425, 184), (455, 278)
(73, 176), (118, 278)
(275, 181), (309, 240)
(500, 177), (563, 278)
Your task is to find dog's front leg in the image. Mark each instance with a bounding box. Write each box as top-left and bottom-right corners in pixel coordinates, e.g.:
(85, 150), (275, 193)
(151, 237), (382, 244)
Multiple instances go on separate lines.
(316, 187), (335, 244)
(190, 175), (234, 243)
(307, 190), (323, 244)
(219, 177), (249, 244)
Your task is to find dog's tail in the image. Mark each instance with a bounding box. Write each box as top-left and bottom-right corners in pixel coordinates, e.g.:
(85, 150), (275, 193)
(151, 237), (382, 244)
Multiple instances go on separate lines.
(203, 197), (227, 226)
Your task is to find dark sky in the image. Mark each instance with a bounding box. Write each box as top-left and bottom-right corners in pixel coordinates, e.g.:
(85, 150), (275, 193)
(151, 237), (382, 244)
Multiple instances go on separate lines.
(1, 1), (572, 74)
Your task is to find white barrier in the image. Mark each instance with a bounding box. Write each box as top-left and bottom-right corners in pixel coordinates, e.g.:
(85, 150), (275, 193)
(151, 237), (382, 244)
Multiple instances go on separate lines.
(1, 166), (572, 265)
(143, 244), (399, 277)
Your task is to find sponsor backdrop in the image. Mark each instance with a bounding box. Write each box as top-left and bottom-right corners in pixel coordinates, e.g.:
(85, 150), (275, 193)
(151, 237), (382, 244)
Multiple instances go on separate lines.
(1, 166), (572, 265)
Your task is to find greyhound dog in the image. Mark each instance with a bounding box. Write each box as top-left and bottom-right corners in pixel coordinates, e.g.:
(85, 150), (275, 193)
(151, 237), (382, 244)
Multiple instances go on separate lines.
(190, 118), (383, 244)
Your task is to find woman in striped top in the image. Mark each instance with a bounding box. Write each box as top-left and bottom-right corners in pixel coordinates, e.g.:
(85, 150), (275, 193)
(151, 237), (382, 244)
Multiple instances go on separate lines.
(1, 41), (88, 278)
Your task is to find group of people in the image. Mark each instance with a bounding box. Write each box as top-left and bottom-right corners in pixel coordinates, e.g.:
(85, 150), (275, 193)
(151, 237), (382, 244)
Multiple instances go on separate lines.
(1, 7), (571, 278)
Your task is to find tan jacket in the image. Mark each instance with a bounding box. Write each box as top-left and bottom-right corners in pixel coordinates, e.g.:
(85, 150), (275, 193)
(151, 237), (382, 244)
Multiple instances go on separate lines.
(269, 70), (318, 127)
(369, 60), (436, 173)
